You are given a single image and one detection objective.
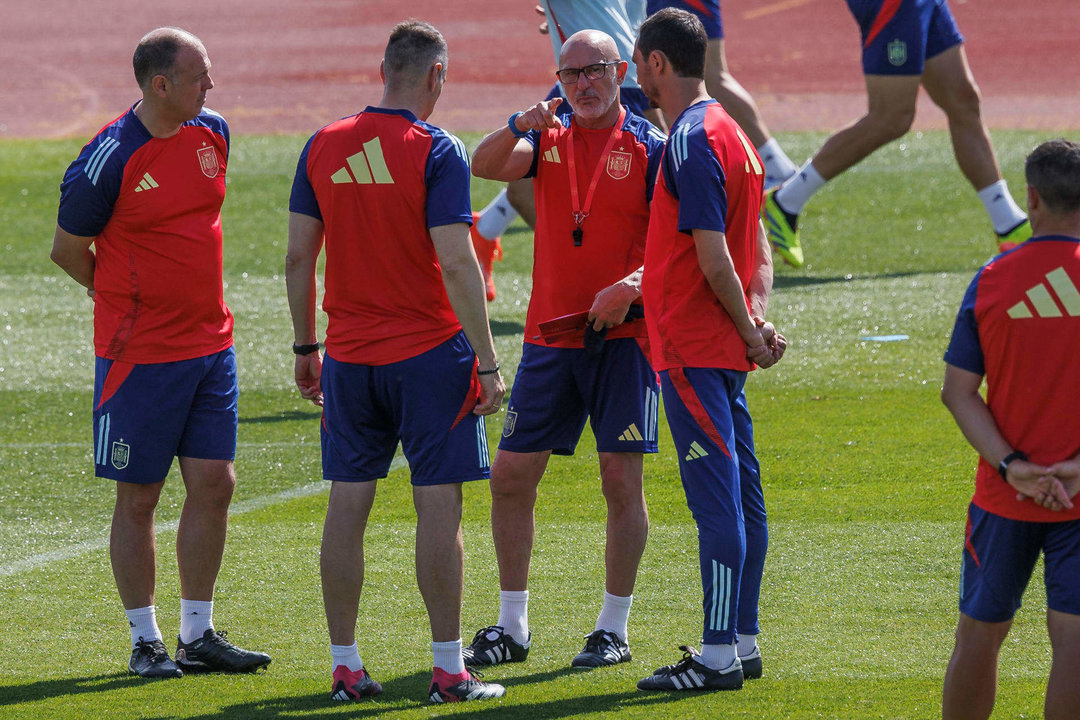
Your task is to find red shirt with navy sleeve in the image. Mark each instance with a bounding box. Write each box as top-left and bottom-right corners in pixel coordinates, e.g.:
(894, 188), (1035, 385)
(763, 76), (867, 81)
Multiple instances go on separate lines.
(57, 104), (233, 363)
(290, 107), (472, 365)
(524, 106), (665, 348)
(944, 236), (1080, 522)
(643, 99), (765, 372)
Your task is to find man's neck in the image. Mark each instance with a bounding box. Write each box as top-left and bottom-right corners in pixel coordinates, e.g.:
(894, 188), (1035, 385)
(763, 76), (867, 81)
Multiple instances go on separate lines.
(378, 91), (429, 121)
(133, 99), (184, 139)
(659, 79), (710, 127)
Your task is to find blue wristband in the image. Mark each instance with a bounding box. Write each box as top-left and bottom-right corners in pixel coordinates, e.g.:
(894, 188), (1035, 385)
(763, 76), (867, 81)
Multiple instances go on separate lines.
(508, 112), (529, 139)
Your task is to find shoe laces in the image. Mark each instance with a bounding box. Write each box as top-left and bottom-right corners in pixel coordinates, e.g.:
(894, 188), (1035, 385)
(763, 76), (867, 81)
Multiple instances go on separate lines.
(134, 636), (170, 661)
(662, 645), (701, 675)
(469, 625), (505, 647)
(582, 629), (614, 653)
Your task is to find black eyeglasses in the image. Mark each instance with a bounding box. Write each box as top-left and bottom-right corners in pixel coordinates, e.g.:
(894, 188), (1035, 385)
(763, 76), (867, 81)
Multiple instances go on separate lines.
(555, 61), (619, 84)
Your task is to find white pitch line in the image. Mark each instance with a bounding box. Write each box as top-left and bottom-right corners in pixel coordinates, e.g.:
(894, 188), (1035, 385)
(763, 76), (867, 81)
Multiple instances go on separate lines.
(0, 457), (406, 578)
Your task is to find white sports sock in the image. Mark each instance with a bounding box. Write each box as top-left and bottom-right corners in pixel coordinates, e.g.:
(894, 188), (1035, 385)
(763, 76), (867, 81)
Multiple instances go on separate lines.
(179, 598), (214, 644)
(432, 639), (466, 675)
(126, 605), (162, 647)
(737, 633), (758, 657)
(699, 642), (737, 670)
(757, 138), (798, 186)
(977, 180), (1027, 235)
(330, 642), (364, 672)
(496, 589), (530, 644)
(476, 189), (518, 240)
(594, 592), (633, 640)
(775, 160), (826, 215)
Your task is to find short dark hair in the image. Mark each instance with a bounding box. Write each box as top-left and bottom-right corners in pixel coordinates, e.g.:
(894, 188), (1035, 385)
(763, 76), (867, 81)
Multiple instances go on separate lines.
(133, 27), (202, 89)
(384, 20), (448, 87)
(636, 8), (706, 79)
(1026, 139), (1080, 214)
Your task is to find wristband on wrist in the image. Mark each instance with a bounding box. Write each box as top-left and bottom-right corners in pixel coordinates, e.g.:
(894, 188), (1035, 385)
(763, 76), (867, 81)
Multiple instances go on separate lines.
(477, 363), (500, 376)
(998, 450), (1028, 481)
(507, 112), (529, 139)
(292, 342), (320, 356)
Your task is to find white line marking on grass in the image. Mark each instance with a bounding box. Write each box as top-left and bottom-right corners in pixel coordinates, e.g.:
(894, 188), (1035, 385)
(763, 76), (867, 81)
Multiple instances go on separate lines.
(0, 456), (405, 578)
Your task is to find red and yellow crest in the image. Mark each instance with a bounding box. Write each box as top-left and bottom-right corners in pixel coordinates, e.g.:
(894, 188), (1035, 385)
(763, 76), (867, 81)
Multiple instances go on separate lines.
(196, 145), (219, 178)
(606, 150), (632, 180)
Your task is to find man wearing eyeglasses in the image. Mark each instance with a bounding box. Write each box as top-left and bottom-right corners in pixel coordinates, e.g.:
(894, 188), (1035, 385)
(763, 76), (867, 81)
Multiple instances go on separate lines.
(465, 29), (666, 670)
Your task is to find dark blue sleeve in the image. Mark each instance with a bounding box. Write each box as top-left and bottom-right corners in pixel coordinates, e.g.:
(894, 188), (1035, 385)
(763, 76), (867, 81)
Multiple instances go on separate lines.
(666, 122), (727, 235)
(943, 269), (985, 375)
(289, 134), (322, 221)
(56, 134), (124, 237)
(197, 108), (230, 161)
(637, 119), (667, 203)
(425, 130), (473, 228)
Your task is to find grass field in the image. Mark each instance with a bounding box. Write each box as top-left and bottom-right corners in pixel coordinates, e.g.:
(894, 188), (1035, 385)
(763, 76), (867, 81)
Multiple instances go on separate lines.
(0, 128), (1069, 718)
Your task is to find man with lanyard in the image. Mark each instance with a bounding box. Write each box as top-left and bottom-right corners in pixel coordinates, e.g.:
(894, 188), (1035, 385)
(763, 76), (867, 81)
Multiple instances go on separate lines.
(466, 29), (666, 669)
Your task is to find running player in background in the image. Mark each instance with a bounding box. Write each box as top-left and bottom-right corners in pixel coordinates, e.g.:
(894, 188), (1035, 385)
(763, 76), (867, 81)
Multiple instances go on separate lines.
(286, 20), (506, 704)
(464, 28), (665, 671)
(50, 26), (270, 680)
(764, 0), (1030, 268)
(645, 1), (799, 190)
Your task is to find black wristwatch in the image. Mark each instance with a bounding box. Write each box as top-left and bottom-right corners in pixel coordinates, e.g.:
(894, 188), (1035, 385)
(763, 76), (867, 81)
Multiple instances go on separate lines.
(292, 342), (320, 356)
(998, 450), (1028, 481)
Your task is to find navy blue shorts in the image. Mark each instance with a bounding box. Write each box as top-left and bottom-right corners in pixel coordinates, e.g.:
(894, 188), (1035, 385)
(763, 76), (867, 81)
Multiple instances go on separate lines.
(320, 332), (490, 486)
(847, 0), (964, 75)
(960, 503), (1080, 622)
(92, 347), (238, 484)
(647, 0), (723, 39)
(498, 338), (659, 456)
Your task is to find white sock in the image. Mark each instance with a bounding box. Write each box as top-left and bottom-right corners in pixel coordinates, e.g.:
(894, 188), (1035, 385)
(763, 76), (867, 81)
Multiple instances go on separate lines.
(432, 639), (466, 675)
(179, 598), (214, 644)
(476, 189), (518, 240)
(126, 605), (162, 647)
(737, 633), (758, 657)
(496, 589), (530, 644)
(594, 592), (633, 640)
(699, 642), (737, 670)
(977, 180), (1027, 235)
(757, 137), (798, 185)
(775, 160), (826, 215)
(330, 642), (364, 672)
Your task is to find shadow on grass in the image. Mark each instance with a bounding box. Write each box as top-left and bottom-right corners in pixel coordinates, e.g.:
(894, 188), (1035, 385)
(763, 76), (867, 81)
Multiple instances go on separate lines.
(773, 269), (931, 289)
(239, 410), (318, 424)
(491, 319), (525, 337)
(0, 673), (145, 705)
(137, 670), (691, 719)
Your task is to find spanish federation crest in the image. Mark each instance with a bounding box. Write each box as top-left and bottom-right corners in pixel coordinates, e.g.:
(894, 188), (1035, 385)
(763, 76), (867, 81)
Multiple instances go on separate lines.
(606, 150), (632, 180)
(502, 410), (517, 438)
(197, 144), (219, 178)
(111, 440), (130, 470)
(887, 39), (907, 67)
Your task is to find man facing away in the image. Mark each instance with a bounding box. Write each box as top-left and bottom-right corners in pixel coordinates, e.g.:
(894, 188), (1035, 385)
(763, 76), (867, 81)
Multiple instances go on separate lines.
(465, 28), (666, 670)
(50, 27), (270, 679)
(285, 20), (507, 704)
(940, 138), (1080, 720)
(633, 7), (786, 692)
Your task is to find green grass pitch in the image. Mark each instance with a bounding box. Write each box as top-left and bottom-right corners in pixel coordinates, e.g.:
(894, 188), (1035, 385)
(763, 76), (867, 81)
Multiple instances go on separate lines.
(0, 128), (1068, 718)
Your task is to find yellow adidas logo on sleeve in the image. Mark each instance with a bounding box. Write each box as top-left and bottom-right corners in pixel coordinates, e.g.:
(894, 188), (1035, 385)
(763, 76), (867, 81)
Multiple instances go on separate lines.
(133, 173), (158, 192)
